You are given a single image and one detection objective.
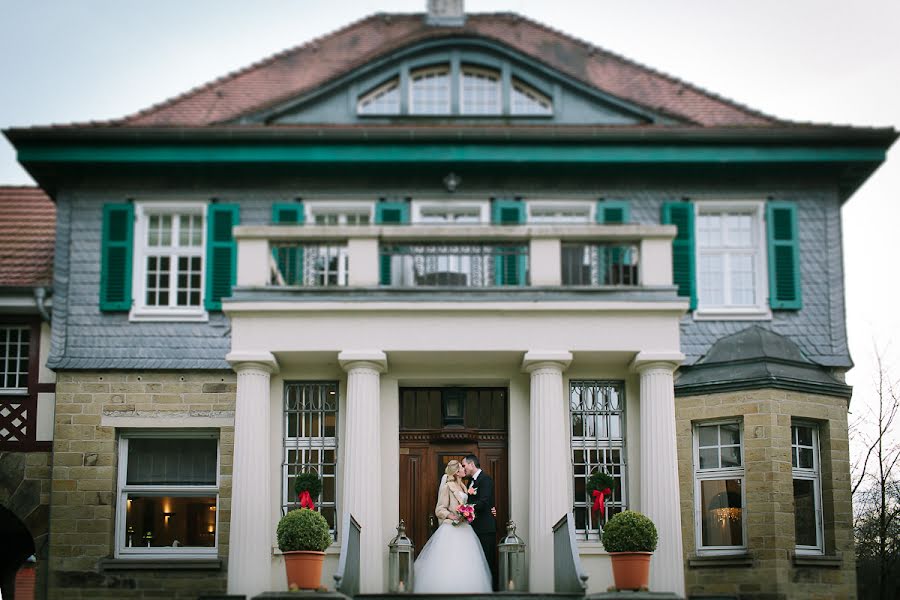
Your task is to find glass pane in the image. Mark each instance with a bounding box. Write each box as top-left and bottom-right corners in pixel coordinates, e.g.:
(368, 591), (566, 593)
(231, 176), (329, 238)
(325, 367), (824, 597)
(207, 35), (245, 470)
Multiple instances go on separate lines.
(700, 479), (743, 547)
(124, 495), (216, 548)
(726, 214), (753, 247)
(410, 68), (450, 114)
(127, 438), (217, 485)
(799, 448), (814, 469)
(793, 478), (818, 546)
(796, 426), (813, 447)
(698, 448), (719, 470)
(720, 423), (741, 446)
(721, 446), (741, 468)
(698, 425), (718, 447)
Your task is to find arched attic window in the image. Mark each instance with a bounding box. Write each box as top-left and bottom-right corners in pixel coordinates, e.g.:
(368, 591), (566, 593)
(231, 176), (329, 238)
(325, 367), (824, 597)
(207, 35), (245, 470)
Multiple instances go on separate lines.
(410, 65), (451, 115)
(357, 77), (401, 115)
(511, 78), (553, 116)
(461, 65), (501, 115)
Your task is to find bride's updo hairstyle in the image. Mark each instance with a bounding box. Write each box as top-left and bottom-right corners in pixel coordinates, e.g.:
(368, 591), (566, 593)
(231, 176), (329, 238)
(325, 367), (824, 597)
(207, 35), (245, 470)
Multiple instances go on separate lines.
(445, 460), (463, 485)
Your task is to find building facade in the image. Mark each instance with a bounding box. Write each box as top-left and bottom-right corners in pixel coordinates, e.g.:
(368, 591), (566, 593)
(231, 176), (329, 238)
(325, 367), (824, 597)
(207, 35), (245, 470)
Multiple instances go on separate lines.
(3, 5), (896, 600)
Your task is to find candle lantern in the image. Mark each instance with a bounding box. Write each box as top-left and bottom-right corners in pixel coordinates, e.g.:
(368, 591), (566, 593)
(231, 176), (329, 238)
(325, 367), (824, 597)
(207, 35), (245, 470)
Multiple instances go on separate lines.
(388, 520), (415, 593)
(498, 520), (527, 591)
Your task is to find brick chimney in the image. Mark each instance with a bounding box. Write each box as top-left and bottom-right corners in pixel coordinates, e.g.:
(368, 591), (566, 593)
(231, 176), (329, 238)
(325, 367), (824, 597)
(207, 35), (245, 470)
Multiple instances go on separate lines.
(426, 0), (465, 26)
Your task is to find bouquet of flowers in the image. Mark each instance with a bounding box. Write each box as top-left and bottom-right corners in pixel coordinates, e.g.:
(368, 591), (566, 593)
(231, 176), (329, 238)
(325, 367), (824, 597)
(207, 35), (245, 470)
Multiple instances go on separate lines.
(454, 504), (475, 526)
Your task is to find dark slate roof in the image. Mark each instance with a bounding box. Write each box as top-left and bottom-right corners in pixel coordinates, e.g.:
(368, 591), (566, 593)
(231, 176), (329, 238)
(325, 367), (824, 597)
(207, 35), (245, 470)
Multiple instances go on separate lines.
(0, 186), (55, 288)
(57, 12), (782, 128)
(675, 326), (852, 399)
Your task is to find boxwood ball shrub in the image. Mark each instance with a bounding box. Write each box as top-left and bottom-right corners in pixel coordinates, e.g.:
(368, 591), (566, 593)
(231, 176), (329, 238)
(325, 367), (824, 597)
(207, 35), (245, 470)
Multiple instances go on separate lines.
(277, 508), (332, 552)
(601, 510), (658, 553)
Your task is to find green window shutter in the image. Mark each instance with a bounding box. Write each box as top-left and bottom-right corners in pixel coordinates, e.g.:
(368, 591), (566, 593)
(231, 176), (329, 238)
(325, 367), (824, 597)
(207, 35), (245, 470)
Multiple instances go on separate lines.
(661, 201), (696, 310)
(100, 203), (134, 311)
(766, 201), (802, 309)
(376, 199), (409, 285)
(491, 199), (526, 285)
(272, 202), (305, 224)
(272, 202), (304, 285)
(596, 199), (630, 224)
(205, 204), (240, 311)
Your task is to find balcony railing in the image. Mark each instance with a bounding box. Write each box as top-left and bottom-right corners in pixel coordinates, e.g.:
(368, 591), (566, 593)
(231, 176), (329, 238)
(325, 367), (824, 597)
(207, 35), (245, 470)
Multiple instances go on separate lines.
(379, 243), (528, 287)
(561, 243), (639, 286)
(234, 224), (676, 291)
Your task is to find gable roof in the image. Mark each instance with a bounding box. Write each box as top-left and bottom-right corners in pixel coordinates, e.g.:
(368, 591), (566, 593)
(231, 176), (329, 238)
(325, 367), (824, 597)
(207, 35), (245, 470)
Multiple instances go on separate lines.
(0, 186), (56, 288)
(120, 12), (779, 128)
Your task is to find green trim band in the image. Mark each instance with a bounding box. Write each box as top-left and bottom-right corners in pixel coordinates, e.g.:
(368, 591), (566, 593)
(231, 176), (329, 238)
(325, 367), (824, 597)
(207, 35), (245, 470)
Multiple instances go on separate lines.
(17, 143), (886, 165)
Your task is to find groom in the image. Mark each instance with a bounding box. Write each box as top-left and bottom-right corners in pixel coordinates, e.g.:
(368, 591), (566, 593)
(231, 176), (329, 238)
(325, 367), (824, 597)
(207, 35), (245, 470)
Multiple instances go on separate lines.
(462, 454), (497, 591)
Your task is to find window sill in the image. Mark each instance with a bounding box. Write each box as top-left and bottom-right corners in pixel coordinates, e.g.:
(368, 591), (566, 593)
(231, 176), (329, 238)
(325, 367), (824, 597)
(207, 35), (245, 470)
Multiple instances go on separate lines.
(100, 557), (222, 571)
(688, 553), (753, 568)
(793, 554), (842, 568)
(576, 542), (607, 555)
(692, 308), (772, 321)
(129, 309), (210, 323)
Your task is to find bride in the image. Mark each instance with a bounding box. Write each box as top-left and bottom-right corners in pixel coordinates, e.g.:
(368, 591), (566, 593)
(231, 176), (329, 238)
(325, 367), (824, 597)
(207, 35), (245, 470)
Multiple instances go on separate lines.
(413, 460), (493, 593)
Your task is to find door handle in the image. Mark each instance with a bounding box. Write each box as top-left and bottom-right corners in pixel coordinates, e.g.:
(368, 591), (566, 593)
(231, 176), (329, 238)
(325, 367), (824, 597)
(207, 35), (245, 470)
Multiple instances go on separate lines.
(429, 515), (436, 531)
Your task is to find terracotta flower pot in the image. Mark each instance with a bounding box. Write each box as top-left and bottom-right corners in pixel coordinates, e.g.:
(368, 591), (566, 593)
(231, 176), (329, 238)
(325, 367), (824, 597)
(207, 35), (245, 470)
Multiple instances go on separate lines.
(609, 551), (652, 591)
(283, 550), (325, 590)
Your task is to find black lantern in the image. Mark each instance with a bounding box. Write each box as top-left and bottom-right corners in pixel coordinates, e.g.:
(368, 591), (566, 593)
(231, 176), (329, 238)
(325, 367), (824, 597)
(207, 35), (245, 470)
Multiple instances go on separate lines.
(388, 520), (415, 592)
(498, 520), (527, 591)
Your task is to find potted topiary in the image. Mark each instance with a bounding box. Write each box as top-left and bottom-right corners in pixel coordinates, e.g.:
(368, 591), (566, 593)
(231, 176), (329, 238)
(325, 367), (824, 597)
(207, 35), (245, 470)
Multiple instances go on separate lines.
(277, 508), (332, 590)
(600, 510), (658, 591)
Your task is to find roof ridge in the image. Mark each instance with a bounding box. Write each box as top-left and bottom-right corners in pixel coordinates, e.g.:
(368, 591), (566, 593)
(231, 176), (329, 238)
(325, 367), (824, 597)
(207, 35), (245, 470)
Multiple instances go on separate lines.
(504, 12), (783, 125)
(117, 11), (388, 125)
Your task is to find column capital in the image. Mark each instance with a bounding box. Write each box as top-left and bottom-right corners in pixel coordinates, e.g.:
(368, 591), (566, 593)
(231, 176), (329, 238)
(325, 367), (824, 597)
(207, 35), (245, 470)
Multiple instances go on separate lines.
(522, 350), (572, 373)
(629, 351), (684, 374)
(226, 351), (279, 374)
(338, 350), (388, 373)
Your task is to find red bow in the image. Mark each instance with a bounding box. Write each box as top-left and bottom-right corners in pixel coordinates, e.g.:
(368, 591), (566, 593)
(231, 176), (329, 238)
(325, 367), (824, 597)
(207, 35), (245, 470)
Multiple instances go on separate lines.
(298, 490), (316, 510)
(591, 488), (611, 516)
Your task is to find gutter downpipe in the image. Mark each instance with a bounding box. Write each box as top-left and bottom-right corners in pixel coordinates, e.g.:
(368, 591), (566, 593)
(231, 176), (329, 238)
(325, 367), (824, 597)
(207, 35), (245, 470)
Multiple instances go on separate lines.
(33, 286), (51, 322)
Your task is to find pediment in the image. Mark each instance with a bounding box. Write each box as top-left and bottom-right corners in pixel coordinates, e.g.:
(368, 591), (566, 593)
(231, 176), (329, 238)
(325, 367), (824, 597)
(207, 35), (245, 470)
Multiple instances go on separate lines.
(233, 38), (683, 127)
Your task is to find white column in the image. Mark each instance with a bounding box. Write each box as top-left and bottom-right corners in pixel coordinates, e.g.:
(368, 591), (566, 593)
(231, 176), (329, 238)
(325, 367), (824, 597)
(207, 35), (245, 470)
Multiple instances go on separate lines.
(339, 350), (388, 593)
(225, 351), (279, 597)
(523, 350), (572, 592)
(631, 351), (685, 596)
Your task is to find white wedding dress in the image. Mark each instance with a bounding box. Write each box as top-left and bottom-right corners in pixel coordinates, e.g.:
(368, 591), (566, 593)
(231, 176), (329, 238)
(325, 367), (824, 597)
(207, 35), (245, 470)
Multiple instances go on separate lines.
(413, 478), (493, 593)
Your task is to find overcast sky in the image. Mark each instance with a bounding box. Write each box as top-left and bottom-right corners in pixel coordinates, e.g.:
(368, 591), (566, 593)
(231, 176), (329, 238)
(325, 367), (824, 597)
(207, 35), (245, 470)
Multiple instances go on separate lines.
(1, 0), (898, 438)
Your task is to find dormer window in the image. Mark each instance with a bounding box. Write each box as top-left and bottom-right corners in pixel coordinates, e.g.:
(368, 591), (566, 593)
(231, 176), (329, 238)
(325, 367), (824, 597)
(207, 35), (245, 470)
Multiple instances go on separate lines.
(358, 78), (401, 115)
(461, 66), (501, 115)
(410, 66), (451, 115)
(511, 78), (553, 115)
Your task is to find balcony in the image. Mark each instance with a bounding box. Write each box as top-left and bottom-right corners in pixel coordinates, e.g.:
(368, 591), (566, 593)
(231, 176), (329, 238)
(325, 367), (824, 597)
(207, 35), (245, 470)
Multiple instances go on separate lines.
(235, 224), (676, 293)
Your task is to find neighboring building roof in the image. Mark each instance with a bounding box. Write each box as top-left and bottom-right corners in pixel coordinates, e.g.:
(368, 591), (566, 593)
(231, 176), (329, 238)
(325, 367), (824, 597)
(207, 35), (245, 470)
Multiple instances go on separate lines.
(93, 13), (782, 128)
(0, 186), (56, 288)
(675, 326), (852, 400)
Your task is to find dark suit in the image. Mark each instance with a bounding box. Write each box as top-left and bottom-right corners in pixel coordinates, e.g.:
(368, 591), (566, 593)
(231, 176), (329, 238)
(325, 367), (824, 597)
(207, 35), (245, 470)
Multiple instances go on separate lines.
(468, 470), (497, 590)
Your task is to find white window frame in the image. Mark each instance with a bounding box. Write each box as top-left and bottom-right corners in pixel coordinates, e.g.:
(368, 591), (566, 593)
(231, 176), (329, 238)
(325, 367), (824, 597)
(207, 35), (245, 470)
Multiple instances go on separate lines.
(792, 422), (825, 555)
(409, 65), (452, 115)
(130, 201), (208, 322)
(115, 430), (220, 559)
(511, 78), (554, 116)
(0, 325), (30, 394)
(693, 200), (771, 321)
(527, 200), (594, 224)
(357, 77), (401, 115)
(411, 200), (490, 224)
(460, 65), (502, 115)
(305, 201), (374, 226)
(693, 420), (748, 555)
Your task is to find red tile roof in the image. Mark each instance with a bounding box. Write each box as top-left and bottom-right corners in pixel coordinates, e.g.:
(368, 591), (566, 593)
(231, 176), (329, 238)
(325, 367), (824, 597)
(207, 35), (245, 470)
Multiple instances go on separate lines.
(0, 187), (55, 288)
(119, 12), (778, 128)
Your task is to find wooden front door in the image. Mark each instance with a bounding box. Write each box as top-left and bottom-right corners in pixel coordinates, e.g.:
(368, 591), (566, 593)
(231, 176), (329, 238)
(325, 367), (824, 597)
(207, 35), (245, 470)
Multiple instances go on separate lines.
(398, 387), (508, 555)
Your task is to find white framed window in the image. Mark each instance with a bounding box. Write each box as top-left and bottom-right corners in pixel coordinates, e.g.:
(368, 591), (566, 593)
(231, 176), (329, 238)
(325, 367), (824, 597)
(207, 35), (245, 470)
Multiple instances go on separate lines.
(460, 66), (501, 115)
(570, 380), (627, 541)
(527, 201), (593, 224)
(693, 421), (747, 554)
(115, 430), (219, 559)
(409, 66), (451, 115)
(283, 381), (339, 535)
(0, 326), (29, 393)
(511, 78), (553, 116)
(131, 202), (207, 322)
(694, 201), (770, 319)
(305, 201), (373, 226)
(357, 78), (401, 115)
(792, 422), (824, 555)
(411, 200), (489, 224)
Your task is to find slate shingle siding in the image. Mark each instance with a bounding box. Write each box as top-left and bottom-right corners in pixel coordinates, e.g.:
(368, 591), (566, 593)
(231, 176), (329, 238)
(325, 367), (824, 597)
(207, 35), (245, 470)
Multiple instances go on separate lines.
(47, 183), (850, 370)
